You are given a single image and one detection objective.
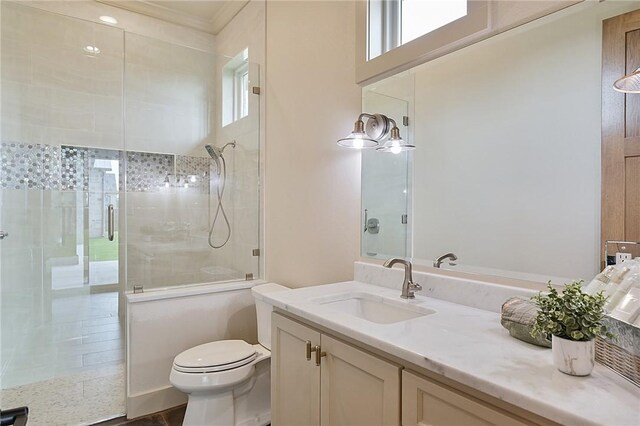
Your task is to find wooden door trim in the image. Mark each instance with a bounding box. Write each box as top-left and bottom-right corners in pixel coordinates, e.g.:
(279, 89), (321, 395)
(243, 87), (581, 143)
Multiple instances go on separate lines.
(626, 141), (640, 157)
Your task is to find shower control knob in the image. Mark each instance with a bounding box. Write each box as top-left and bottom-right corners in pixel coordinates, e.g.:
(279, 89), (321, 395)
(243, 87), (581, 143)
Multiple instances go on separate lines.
(0, 231), (8, 240)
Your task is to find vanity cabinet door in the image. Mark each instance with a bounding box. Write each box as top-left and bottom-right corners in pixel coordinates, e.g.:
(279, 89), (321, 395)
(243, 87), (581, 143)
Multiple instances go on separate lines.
(320, 334), (401, 426)
(271, 313), (321, 426)
(402, 371), (529, 426)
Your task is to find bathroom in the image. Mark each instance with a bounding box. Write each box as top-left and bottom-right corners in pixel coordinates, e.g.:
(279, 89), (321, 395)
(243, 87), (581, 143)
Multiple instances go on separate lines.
(0, 0), (638, 425)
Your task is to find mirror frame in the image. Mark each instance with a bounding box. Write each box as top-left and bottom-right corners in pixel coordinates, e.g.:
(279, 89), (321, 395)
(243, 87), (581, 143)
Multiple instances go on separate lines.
(355, 0), (490, 85)
(355, 1), (583, 86)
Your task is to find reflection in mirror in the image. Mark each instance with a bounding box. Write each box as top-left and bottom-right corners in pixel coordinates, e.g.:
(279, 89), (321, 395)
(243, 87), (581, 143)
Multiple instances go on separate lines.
(362, 1), (640, 283)
(361, 81), (412, 259)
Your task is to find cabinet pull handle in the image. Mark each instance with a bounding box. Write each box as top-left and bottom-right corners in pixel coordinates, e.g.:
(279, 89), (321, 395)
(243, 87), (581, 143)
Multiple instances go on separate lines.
(305, 340), (317, 361)
(314, 345), (326, 366)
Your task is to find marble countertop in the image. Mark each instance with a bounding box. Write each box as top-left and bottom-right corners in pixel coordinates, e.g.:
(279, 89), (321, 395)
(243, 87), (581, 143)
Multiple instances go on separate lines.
(263, 281), (640, 426)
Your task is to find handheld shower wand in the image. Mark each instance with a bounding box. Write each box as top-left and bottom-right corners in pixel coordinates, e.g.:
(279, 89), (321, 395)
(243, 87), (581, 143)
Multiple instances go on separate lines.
(204, 141), (236, 248)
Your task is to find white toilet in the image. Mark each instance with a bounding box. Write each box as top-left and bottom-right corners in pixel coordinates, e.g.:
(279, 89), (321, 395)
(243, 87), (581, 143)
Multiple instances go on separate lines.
(170, 283), (287, 426)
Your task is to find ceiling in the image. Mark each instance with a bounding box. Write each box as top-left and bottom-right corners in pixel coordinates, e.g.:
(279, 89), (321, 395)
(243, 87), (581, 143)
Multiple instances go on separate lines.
(97, 0), (250, 35)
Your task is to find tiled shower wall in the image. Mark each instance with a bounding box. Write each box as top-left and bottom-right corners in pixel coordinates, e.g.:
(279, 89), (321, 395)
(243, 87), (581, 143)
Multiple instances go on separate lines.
(0, 142), (232, 290)
(0, 142), (211, 194)
(1, 2), (260, 294)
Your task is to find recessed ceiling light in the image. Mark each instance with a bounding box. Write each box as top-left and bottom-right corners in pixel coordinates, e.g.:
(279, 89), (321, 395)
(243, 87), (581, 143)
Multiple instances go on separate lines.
(83, 45), (101, 55)
(99, 15), (118, 25)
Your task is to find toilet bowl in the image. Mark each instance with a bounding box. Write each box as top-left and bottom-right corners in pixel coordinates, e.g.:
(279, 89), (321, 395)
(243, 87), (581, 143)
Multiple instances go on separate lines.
(169, 283), (288, 426)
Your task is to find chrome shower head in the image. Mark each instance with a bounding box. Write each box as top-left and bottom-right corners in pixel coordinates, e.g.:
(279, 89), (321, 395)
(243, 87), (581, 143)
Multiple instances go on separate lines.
(205, 144), (221, 160)
(205, 144), (222, 174)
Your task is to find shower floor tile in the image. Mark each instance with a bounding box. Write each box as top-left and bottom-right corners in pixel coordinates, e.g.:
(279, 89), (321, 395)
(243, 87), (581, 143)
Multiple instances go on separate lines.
(0, 363), (125, 426)
(1, 291), (125, 424)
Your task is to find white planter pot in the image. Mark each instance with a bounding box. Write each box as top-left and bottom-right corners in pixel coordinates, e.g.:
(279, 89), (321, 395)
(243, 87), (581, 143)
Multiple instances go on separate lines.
(552, 335), (595, 376)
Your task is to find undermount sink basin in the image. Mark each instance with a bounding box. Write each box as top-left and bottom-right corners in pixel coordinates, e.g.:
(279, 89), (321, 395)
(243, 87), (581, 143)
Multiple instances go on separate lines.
(312, 292), (435, 324)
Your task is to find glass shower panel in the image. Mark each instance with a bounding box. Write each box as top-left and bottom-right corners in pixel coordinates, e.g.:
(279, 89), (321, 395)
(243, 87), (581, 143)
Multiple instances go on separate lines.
(124, 35), (260, 292)
(215, 55), (261, 285)
(1, 3), (125, 424)
(361, 91), (410, 259)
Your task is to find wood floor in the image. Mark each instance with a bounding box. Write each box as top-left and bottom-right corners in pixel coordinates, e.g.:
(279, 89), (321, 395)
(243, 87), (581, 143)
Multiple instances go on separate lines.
(93, 405), (186, 426)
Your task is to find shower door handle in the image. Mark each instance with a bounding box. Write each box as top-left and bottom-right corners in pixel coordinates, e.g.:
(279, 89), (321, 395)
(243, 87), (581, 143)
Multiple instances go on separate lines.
(107, 204), (115, 241)
(0, 230), (8, 240)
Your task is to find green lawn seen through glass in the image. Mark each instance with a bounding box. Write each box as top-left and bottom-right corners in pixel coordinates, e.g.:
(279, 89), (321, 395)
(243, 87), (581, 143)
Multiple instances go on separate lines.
(89, 232), (119, 261)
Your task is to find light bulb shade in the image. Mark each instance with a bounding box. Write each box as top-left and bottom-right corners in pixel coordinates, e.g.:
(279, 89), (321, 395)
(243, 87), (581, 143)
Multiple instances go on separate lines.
(613, 68), (640, 93)
(376, 126), (415, 153)
(337, 119), (378, 149)
(337, 133), (378, 149)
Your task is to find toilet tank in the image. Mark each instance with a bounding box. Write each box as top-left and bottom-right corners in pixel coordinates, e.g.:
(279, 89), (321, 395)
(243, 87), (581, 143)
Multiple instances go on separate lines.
(251, 283), (288, 350)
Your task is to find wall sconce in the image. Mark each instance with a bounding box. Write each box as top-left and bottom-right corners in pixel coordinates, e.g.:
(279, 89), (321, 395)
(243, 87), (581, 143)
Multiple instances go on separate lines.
(337, 113), (415, 153)
(337, 114), (379, 149)
(613, 67), (640, 93)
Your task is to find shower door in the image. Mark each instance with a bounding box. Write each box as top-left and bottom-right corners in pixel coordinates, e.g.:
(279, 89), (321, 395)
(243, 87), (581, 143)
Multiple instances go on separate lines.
(0, 3), (125, 424)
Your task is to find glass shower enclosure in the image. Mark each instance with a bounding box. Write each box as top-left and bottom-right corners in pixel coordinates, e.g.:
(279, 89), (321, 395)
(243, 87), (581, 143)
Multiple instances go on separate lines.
(0, 2), (261, 424)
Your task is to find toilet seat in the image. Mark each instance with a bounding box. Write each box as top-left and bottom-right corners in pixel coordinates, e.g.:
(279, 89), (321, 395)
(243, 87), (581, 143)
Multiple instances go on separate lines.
(173, 340), (257, 374)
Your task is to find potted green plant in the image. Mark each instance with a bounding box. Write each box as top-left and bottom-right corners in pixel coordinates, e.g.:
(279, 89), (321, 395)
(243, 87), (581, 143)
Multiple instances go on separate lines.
(531, 281), (613, 376)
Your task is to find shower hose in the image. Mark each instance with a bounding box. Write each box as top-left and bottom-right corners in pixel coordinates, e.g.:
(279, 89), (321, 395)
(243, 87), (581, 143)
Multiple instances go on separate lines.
(208, 155), (231, 249)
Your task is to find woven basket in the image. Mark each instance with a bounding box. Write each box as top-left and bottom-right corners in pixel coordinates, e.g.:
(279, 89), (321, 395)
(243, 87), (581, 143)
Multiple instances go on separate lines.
(595, 316), (640, 387)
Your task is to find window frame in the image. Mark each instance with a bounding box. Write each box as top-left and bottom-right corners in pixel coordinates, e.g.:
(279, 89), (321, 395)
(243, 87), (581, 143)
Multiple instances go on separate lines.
(233, 61), (249, 121)
(222, 48), (249, 127)
(356, 0), (490, 85)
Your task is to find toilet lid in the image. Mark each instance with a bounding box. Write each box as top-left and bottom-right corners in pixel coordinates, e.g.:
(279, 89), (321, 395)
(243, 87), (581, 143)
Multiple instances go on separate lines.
(174, 340), (256, 370)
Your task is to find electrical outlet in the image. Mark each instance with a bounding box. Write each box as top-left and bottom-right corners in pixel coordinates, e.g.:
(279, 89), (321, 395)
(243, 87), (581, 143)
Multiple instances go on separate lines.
(616, 252), (632, 265)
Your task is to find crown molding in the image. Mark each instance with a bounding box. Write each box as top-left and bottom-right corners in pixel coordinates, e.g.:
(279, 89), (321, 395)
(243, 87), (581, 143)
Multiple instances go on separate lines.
(96, 0), (249, 35)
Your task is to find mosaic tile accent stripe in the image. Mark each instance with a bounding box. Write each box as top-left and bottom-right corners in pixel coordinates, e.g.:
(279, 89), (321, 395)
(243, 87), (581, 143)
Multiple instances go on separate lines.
(2, 142), (212, 193)
(175, 155), (210, 194)
(126, 151), (173, 192)
(0, 142), (61, 190)
(61, 146), (123, 192)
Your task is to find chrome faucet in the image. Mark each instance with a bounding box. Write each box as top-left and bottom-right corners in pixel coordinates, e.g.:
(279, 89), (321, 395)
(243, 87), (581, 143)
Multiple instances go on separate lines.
(433, 252), (458, 268)
(382, 258), (422, 299)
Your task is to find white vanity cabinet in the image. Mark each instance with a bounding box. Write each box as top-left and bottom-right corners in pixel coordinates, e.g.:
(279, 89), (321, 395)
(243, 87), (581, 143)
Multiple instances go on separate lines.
(271, 313), (401, 426)
(271, 312), (321, 426)
(402, 371), (529, 426)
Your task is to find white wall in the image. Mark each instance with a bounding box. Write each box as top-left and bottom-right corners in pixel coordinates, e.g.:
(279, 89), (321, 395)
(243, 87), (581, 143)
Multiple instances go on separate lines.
(264, 1), (362, 287)
(1, 2), (124, 151)
(408, 1), (640, 282)
(126, 284), (259, 418)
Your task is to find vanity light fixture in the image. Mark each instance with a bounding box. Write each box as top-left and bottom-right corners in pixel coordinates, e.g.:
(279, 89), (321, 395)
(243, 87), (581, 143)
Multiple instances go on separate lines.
(337, 113), (413, 152)
(613, 67), (640, 93)
(337, 115), (378, 149)
(376, 125), (415, 154)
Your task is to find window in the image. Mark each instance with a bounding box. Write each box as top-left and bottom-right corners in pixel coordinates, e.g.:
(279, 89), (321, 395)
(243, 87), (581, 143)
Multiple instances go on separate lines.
(222, 48), (249, 127)
(369, 0), (468, 60)
(234, 61), (249, 120)
(401, 0), (467, 45)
